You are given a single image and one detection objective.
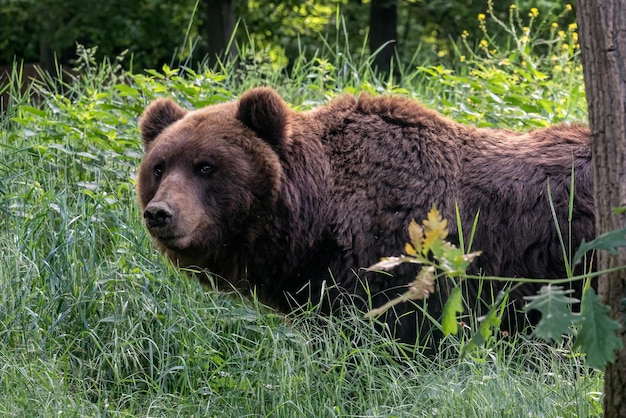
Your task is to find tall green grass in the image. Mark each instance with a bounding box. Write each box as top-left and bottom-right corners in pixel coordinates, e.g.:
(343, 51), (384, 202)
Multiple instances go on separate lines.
(0, 6), (602, 417)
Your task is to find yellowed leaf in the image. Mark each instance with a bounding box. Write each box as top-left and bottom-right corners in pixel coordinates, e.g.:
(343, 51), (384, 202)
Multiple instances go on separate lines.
(405, 242), (417, 256)
(367, 256), (406, 271)
(423, 207), (448, 240)
(364, 266), (436, 318)
(406, 266), (436, 300)
(408, 219), (423, 254)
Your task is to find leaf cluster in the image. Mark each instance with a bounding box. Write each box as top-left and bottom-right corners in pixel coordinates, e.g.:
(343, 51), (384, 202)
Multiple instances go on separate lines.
(523, 283), (623, 370)
(365, 208), (480, 336)
(367, 208), (625, 369)
(522, 225), (626, 370)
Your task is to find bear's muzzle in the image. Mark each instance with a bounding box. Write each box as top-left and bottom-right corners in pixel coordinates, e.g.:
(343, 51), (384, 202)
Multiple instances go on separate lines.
(144, 201), (174, 229)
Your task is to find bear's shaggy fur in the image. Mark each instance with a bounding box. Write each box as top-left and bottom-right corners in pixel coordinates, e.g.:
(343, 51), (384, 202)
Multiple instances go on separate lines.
(136, 87), (595, 345)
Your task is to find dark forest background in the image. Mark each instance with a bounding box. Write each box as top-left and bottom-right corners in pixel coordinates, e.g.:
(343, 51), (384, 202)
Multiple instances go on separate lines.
(0, 0), (576, 74)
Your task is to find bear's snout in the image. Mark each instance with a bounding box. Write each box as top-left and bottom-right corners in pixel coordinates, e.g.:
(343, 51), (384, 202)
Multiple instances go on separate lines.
(144, 201), (174, 229)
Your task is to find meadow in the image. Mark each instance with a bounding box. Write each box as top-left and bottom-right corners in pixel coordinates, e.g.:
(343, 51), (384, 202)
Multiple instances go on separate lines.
(0, 9), (604, 417)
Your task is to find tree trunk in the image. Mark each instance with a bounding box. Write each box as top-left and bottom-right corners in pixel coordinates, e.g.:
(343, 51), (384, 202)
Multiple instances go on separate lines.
(200, 0), (236, 67)
(576, 1), (626, 417)
(369, 0), (398, 75)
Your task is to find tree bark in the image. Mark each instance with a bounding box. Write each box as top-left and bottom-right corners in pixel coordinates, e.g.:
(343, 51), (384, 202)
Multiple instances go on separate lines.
(200, 0), (236, 67)
(369, 0), (398, 75)
(576, 1), (626, 417)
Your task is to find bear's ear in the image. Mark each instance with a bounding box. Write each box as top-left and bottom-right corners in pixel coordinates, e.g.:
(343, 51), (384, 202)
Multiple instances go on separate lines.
(236, 87), (289, 149)
(139, 98), (187, 147)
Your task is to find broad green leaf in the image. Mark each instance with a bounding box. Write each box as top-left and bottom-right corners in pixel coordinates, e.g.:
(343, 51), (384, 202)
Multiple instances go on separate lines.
(439, 246), (481, 276)
(524, 286), (579, 342)
(613, 206), (626, 215)
(442, 286), (464, 335)
(19, 106), (47, 117)
(461, 291), (505, 357)
(114, 83), (140, 97)
(574, 287), (623, 370)
(572, 227), (626, 267)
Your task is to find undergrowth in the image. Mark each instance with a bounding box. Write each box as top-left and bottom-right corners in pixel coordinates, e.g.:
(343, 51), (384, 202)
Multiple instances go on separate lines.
(0, 3), (607, 417)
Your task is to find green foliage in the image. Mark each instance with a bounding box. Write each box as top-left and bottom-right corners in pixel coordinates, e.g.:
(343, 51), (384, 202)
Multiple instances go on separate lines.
(461, 291), (505, 358)
(397, 0), (578, 65)
(524, 286), (579, 341)
(240, 0), (344, 61)
(441, 286), (463, 335)
(0, 0), (581, 80)
(416, 2), (585, 129)
(367, 207), (624, 365)
(519, 234), (625, 371)
(0, 0), (199, 69)
(0, 0), (39, 63)
(573, 227), (626, 267)
(365, 208), (480, 329)
(574, 288), (623, 370)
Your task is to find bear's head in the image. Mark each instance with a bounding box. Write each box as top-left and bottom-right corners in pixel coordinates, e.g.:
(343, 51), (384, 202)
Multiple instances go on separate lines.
(136, 88), (291, 275)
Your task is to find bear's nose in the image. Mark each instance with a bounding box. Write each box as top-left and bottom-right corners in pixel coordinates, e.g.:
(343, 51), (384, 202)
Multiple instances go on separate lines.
(144, 202), (174, 228)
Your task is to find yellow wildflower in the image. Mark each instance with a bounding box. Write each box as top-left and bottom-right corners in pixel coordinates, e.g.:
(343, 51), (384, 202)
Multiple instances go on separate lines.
(478, 13), (486, 21)
(510, 4), (516, 9)
(460, 55), (466, 62)
(558, 30), (566, 39)
(529, 8), (539, 18)
(523, 26), (530, 34)
(552, 22), (559, 29)
(462, 30), (469, 39)
(479, 39), (489, 48)
(565, 4), (573, 11)
(568, 22), (578, 31)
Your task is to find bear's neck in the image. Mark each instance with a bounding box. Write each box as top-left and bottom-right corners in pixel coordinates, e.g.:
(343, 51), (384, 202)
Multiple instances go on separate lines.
(220, 121), (333, 310)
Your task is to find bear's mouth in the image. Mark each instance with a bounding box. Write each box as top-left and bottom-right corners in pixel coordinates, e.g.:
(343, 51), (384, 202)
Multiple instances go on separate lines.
(151, 232), (187, 249)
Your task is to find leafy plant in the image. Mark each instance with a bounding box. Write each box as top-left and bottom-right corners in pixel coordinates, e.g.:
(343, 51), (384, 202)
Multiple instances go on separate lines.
(366, 208), (625, 368)
(365, 208), (481, 337)
(524, 285), (580, 341)
(575, 286), (623, 369)
(524, 226), (626, 369)
(417, 1), (585, 129)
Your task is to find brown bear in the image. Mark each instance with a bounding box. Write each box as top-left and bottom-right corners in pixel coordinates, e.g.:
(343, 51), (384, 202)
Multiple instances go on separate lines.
(136, 87), (595, 347)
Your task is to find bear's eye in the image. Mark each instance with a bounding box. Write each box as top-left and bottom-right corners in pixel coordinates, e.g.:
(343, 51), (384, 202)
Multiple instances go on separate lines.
(153, 164), (164, 179)
(196, 163), (214, 176)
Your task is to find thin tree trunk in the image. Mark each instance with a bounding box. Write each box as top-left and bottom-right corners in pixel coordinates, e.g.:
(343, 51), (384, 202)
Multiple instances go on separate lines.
(200, 0), (236, 67)
(369, 0), (397, 75)
(576, 1), (626, 417)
